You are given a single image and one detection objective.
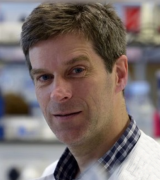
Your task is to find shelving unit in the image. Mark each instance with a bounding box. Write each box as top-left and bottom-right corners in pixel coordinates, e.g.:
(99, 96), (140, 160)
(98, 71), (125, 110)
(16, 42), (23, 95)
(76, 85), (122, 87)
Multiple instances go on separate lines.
(0, 141), (66, 180)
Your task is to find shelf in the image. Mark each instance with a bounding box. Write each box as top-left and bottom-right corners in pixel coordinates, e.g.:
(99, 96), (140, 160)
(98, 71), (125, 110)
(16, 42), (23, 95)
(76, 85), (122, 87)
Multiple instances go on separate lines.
(0, 139), (62, 145)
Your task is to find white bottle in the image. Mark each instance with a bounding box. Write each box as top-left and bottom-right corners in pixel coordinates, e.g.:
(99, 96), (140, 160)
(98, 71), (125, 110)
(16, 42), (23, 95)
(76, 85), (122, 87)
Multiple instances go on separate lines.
(126, 81), (155, 137)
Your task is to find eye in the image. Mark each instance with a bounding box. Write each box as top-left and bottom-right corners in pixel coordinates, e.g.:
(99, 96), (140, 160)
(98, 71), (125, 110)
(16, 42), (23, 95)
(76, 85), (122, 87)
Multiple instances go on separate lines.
(69, 66), (86, 77)
(72, 67), (85, 74)
(37, 74), (53, 82)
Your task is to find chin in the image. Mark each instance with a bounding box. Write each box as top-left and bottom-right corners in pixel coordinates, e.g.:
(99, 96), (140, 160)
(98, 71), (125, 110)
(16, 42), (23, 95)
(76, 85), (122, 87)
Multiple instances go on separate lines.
(56, 132), (87, 146)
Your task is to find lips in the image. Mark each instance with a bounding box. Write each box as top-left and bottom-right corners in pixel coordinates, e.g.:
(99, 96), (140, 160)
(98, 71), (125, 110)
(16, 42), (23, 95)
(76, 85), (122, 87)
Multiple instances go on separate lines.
(54, 111), (81, 117)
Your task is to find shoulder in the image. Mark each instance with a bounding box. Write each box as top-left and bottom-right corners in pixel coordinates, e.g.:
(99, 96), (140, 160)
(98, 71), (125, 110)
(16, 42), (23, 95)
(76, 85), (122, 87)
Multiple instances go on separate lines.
(110, 131), (160, 179)
(42, 160), (58, 177)
(139, 130), (160, 151)
(32, 161), (58, 180)
(130, 130), (160, 161)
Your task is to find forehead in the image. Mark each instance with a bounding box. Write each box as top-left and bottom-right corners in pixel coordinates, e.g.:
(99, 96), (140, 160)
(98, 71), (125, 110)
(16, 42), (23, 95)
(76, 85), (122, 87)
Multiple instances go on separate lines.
(30, 32), (90, 50)
(29, 33), (96, 64)
(28, 32), (108, 76)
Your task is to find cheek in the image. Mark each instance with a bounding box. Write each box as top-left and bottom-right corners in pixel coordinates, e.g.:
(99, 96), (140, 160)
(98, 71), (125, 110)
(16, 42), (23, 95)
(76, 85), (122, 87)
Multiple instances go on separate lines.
(74, 80), (104, 113)
(92, 79), (114, 113)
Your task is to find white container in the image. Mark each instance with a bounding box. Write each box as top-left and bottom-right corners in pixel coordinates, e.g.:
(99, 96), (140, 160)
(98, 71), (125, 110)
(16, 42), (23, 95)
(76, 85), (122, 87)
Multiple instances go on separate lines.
(2, 116), (41, 140)
(126, 81), (155, 137)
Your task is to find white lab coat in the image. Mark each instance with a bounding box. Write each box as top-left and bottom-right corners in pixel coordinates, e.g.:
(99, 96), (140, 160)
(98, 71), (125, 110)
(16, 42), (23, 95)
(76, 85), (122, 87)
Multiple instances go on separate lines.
(35, 131), (160, 180)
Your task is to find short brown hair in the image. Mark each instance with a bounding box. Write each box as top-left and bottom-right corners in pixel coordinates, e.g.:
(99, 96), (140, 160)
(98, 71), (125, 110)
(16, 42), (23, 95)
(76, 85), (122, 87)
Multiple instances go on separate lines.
(21, 3), (126, 73)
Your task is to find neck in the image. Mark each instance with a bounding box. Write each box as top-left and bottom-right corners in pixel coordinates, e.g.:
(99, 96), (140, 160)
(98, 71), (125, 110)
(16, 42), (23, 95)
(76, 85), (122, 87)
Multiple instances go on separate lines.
(70, 118), (129, 174)
(69, 96), (129, 175)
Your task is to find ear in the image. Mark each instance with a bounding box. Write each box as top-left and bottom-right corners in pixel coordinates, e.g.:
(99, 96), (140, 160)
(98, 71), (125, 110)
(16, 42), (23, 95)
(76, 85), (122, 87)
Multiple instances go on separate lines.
(114, 55), (128, 94)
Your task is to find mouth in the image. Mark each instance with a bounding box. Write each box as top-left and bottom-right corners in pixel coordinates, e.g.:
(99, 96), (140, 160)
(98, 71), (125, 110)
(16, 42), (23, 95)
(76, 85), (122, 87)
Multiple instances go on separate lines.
(54, 111), (82, 117)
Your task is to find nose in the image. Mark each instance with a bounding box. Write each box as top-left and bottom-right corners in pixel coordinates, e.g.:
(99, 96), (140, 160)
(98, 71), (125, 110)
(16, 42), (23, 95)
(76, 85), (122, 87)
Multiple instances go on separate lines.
(50, 78), (72, 103)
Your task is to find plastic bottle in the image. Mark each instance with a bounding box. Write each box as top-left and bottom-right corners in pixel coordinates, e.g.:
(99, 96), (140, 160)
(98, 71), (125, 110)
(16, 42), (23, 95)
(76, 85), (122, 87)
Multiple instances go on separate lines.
(126, 81), (155, 137)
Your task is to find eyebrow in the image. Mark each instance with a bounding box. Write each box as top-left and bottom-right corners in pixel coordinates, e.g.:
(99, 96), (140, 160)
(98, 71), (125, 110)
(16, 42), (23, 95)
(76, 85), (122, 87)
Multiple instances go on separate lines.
(64, 55), (90, 66)
(30, 55), (90, 77)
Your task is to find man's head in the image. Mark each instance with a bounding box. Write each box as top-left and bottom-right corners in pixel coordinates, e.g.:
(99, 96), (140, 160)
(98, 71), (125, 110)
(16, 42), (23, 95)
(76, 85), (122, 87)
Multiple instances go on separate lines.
(21, 3), (128, 149)
(21, 3), (126, 75)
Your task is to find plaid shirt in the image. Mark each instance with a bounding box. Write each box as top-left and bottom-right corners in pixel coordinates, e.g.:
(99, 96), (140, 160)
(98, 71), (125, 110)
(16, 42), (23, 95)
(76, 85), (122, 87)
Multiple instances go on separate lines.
(54, 116), (141, 180)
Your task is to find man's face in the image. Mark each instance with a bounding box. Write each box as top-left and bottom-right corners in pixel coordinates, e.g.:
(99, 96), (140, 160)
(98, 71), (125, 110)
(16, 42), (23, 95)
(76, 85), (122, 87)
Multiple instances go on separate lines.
(29, 33), (118, 146)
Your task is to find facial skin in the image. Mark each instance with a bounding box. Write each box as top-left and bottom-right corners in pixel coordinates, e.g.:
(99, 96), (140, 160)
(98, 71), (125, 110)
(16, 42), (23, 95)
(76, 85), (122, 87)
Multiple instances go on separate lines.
(29, 33), (128, 153)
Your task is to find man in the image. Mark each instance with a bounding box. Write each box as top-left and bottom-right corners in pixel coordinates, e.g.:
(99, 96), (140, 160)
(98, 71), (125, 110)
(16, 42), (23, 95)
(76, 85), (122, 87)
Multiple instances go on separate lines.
(21, 3), (160, 180)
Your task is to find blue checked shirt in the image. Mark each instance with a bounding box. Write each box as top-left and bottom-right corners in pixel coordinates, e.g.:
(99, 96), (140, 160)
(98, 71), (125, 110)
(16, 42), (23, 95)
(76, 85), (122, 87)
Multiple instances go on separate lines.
(54, 116), (141, 180)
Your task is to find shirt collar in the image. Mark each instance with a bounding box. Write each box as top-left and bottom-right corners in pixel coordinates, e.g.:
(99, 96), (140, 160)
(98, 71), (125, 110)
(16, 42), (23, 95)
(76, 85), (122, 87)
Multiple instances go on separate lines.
(98, 115), (141, 175)
(54, 116), (141, 180)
